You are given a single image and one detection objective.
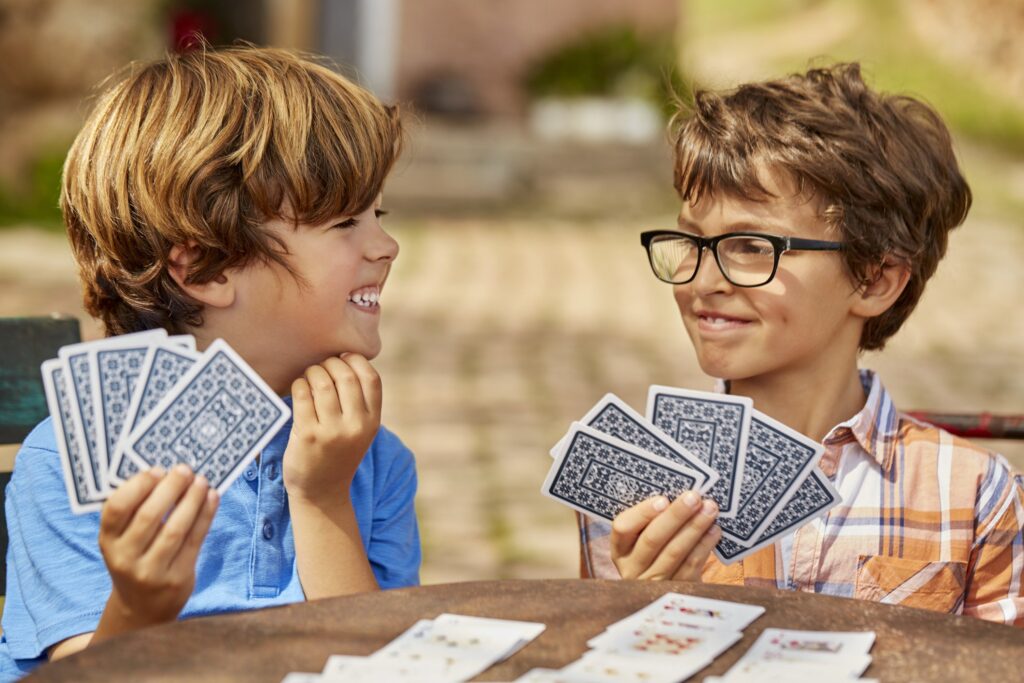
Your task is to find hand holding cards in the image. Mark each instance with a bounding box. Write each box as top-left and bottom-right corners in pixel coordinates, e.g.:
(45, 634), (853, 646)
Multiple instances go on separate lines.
(42, 331), (291, 513)
(542, 388), (842, 564)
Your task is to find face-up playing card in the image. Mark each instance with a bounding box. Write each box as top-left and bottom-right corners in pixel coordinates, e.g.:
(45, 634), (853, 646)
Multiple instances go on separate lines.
(562, 649), (706, 683)
(586, 622), (742, 667)
(41, 359), (104, 514)
(715, 409), (824, 548)
(714, 467), (841, 565)
(550, 393), (718, 494)
(608, 593), (766, 634)
(543, 423), (702, 522)
(646, 386), (752, 518)
(110, 341), (200, 484)
(725, 628), (874, 679)
(368, 615), (545, 682)
(124, 338), (290, 494)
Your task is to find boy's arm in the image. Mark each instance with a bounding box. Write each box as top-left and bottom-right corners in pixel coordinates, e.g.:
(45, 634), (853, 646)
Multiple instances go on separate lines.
(284, 354), (383, 599)
(962, 462), (1024, 626)
(47, 466), (219, 659)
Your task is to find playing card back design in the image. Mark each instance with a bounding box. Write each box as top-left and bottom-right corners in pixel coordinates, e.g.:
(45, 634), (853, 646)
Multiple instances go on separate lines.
(648, 389), (751, 517)
(95, 345), (149, 465)
(41, 360), (102, 513)
(62, 350), (105, 495)
(716, 414), (821, 546)
(545, 426), (700, 521)
(127, 341), (289, 491)
(584, 396), (717, 492)
(714, 468), (840, 564)
(112, 344), (199, 482)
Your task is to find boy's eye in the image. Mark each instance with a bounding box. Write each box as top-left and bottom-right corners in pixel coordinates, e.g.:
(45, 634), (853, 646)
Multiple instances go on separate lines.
(331, 209), (388, 230)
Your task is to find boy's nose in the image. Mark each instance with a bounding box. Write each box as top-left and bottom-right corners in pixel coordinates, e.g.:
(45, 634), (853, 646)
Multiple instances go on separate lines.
(365, 223), (399, 262)
(692, 247), (732, 295)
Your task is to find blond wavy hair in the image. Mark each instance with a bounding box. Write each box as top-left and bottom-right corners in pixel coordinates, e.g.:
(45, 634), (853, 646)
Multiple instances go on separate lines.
(61, 44), (403, 335)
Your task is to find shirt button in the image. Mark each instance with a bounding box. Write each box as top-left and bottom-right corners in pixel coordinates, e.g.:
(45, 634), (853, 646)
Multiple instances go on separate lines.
(266, 463), (278, 481)
(244, 465), (258, 481)
(262, 519), (274, 540)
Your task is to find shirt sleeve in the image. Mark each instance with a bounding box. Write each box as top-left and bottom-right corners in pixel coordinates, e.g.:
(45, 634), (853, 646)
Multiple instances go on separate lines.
(962, 455), (1024, 626)
(1, 420), (111, 666)
(365, 428), (421, 590)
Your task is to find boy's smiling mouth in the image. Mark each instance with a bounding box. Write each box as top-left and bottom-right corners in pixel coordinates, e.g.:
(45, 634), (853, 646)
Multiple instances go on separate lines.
(347, 285), (381, 311)
(694, 308), (753, 333)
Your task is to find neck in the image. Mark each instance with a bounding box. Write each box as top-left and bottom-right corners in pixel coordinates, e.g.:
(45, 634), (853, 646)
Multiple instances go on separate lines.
(729, 355), (867, 443)
(190, 327), (302, 397)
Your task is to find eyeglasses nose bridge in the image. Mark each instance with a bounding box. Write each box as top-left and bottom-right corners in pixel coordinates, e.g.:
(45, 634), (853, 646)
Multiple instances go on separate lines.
(692, 235), (731, 285)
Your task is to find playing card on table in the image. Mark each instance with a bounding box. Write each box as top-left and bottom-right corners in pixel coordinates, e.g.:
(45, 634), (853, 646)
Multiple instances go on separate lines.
(716, 409), (824, 548)
(724, 628), (874, 680)
(587, 622), (742, 664)
(550, 393), (718, 494)
(646, 386), (752, 518)
(369, 615), (545, 682)
(562, 649), (704, 683)
(41, 359), (104, 514)
(543, 423), (703, 522)
(58, 330), (167, 497)
(714, 468), (841, 565)
(110, 341), (200, 485)
(124, 338), (290, 494)
(605, 593), (766, 635)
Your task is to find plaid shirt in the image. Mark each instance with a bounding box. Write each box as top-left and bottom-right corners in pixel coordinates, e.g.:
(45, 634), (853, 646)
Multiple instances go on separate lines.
(579, 370), (1024, 626)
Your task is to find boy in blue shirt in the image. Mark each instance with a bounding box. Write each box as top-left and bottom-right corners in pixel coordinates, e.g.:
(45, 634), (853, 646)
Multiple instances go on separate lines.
(1, 44), (420, 677)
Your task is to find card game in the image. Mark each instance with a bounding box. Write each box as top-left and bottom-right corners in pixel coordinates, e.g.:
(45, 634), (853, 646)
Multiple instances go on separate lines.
(5, 18), (1021, 683)
(542, 390), (842, 564)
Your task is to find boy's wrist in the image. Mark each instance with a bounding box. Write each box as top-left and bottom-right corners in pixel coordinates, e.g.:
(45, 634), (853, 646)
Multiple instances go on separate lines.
(286, 483), (353, 510)
(93, 590), (176, 643)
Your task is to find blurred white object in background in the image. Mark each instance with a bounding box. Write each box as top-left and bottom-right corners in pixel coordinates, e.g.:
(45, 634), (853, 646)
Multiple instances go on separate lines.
(529, 97), (661, 144)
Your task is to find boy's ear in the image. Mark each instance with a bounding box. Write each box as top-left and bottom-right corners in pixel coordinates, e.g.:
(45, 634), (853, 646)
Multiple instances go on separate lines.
(167, 242), (235, 309)
(850, 259), (911, 319)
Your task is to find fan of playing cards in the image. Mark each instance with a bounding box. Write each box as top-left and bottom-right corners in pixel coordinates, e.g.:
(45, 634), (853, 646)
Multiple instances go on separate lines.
(41, 329), (291, 514)
(542, 388), (842, 565)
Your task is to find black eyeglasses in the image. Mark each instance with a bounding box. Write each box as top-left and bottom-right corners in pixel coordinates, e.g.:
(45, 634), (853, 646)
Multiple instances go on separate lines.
(640, 230), (845, 287)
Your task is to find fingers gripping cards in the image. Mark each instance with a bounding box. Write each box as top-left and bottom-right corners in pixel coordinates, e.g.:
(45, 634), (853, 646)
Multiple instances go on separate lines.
(543, 388), (842, 564)
(41, 334), (290, 513)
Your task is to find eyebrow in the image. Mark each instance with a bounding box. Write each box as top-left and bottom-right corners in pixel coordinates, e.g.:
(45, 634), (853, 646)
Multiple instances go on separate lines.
(676, 217), (795, 235)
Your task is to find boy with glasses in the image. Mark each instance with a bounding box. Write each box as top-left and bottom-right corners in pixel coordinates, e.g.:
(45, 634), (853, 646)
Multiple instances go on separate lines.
(581, 63), (1024, 625)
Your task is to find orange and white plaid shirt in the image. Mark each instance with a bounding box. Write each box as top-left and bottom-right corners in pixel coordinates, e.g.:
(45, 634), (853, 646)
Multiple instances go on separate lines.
(579, 370), (1024, 626)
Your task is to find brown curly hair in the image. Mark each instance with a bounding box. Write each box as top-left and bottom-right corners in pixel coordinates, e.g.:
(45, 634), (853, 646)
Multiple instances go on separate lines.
(671, 62), (971, 351)
(61, 44), (403, 336)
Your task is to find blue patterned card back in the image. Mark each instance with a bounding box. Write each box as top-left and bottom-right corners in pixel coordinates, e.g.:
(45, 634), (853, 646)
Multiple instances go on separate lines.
(126, 340), (290, 492)
(543, 423), (700, 521)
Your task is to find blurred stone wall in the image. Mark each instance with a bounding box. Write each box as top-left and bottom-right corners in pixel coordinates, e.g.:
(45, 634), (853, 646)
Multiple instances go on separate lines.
(908, 0), (1024, 105)
(0, 0), (162, 189)
(394, 0), (679, 117)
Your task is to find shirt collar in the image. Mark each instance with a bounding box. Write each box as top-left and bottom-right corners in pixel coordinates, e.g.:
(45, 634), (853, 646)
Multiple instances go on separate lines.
(829, 369), (899, 472)
(715, 369), (898, 472)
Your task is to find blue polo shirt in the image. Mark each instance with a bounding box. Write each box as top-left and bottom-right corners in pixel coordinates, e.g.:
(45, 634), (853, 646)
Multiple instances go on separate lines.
(0, 415), (420, 680)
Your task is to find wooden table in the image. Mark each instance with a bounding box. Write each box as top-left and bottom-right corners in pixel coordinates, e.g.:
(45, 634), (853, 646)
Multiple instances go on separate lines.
(27, 579), (1024, 681)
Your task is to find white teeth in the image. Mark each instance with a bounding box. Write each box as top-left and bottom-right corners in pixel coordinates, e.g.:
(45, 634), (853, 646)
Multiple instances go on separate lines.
(348, 288), (380, 306)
